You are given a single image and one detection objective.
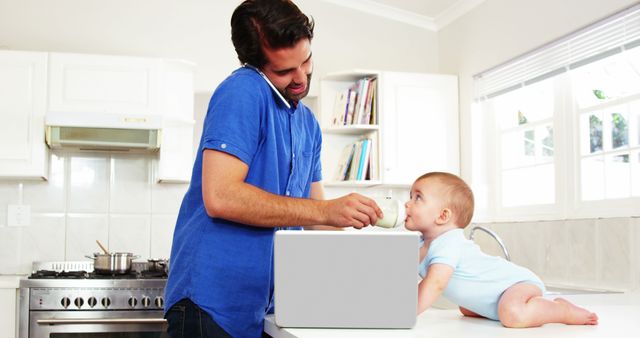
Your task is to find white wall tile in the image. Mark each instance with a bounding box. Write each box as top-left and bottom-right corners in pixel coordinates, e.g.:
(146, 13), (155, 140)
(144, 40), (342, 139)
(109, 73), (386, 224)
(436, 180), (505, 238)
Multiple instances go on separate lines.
(108, 214), (151, 259)
(0, 227), (23, 274)
(151, 183), (188, 214)
(541, 220), (569, 284)
(472, 223), (509, 259)
(66, 214), (108, 260)
(20, 214), (66, 273)
(23, 153), (66, 213)
(150, 214), (177, 259)
(597, 218), (632, 290)
(109, 154), (152, 213)
(0, 183), (19, 226)
(68, 154), (109, 213)
(567, 219), (598, 288)
(511, 221), (545, 276)
(633, 217), (640, 292)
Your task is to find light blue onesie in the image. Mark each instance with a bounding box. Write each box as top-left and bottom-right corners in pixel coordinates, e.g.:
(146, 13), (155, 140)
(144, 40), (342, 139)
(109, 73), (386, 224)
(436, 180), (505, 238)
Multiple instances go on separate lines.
(418, 228), (545, 321)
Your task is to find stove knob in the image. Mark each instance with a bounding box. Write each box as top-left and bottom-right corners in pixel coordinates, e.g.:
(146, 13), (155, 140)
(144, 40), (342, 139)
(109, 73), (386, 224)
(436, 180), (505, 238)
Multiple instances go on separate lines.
(88, 297), (97, 308)
(60, 297), (71, 309)
(74, 297), (84, 308)
(101, 297), (111, 308)
(128, 297), (138, 308)
(154, 296), (164, 308)
(141, 296), (151, 308)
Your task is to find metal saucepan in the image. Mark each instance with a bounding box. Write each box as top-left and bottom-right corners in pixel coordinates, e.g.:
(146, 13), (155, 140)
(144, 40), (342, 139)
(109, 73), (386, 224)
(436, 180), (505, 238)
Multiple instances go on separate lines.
(86, 252), (139, 274)
(147, 259), (169, 273)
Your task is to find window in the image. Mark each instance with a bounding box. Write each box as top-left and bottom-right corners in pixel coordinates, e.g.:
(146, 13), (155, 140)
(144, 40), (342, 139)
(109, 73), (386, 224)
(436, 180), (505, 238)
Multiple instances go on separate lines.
(472, 5), (640, 221)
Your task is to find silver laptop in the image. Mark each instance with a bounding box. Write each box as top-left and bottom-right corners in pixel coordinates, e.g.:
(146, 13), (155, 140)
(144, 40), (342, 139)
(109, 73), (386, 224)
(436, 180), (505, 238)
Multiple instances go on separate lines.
(274, 230), (420, 329)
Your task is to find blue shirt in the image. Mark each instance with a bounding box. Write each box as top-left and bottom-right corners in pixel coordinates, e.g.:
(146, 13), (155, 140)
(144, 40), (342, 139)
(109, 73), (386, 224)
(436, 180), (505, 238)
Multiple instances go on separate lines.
(418, 229), (544, 320)
(164, 67), (323, 338)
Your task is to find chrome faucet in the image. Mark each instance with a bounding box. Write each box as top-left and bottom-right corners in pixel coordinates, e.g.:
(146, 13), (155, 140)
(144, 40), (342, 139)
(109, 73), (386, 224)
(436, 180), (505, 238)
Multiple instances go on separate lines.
(468, 225), (511, 261)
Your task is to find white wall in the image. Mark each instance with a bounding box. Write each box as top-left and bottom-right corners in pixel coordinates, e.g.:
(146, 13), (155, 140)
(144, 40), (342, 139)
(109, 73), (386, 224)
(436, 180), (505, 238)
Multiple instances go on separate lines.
(0, 0), (438, 95)
(438, 0), (640, 291)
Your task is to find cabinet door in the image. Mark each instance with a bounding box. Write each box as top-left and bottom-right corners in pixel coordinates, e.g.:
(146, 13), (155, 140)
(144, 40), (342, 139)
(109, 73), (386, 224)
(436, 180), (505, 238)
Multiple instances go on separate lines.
(156, 120), (195, 183)
(379, 72), (459, 185)
(0, 51), (48, 179)
(48, 53), (159, 116)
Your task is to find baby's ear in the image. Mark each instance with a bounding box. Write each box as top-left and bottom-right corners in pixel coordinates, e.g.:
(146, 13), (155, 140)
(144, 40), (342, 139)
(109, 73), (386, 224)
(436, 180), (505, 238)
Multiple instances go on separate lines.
(436, 208), (452, 225)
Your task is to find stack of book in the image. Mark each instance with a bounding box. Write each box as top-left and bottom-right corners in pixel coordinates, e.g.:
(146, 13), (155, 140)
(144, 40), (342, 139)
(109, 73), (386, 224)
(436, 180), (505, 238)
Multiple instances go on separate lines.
(333, 138), (378, 182)
(331, 77), (377, 126)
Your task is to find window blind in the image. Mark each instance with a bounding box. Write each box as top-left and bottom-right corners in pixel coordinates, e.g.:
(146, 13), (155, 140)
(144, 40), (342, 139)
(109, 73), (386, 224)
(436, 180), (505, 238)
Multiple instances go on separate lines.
(474, 3), (640, 100)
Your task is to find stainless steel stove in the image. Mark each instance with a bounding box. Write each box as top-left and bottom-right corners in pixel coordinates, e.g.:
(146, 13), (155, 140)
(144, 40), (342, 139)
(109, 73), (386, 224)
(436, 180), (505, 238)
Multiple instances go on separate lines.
(18, 261), (168, 338)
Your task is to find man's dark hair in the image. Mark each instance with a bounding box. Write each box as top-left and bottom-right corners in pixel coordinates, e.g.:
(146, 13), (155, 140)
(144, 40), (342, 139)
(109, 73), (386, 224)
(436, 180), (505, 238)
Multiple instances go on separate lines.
(231, 0), (314, 68)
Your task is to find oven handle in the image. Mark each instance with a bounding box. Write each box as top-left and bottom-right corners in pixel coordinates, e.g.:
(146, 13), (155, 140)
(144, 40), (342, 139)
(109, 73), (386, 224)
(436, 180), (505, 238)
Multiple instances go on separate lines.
(37, 318), (167, 325)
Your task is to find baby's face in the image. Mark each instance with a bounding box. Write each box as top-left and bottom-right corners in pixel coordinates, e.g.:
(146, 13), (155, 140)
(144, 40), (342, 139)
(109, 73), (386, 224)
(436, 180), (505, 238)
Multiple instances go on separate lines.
(404, 178), (447, 232)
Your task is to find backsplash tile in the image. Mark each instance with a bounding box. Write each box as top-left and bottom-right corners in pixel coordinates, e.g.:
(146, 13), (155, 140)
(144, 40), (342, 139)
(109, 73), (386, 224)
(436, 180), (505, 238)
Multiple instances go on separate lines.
(150, 214), (177, 259)
(23, 153), (66, 213)
(541, 220), (569, 284)
(108, 214), (151, 257)
(0, 227), (23, 274)
(68, 154), (109, 213)
(66, 214), (109, 261)
(566, 219), (598, 287)
(0, 152), (190, 274)
(20, 214), (66, 272)
(597, 218), (632, 290)
(109, 154), (152, 213)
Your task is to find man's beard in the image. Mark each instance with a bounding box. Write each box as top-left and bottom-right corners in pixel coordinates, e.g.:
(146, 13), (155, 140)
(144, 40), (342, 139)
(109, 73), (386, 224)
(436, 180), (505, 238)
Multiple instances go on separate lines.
(282, 72), (312, 102)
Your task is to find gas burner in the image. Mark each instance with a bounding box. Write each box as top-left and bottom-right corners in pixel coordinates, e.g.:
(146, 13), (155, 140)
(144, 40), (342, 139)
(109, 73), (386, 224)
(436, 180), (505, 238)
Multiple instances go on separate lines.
(29, 270), (88, 279)
(140, 270), (168, 279)
(87, 271), (139, 279)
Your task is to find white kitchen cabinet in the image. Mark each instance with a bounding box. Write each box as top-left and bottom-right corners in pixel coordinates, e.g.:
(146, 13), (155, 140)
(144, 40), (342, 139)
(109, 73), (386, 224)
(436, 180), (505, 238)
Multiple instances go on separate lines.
(319, 70), (459, 187)
(0, 277), (19, 338)
(48, 52), (196, 183)
(48, 53), (161, 116)
(48, 52), (195, 119)
(0, 51), (49, 180)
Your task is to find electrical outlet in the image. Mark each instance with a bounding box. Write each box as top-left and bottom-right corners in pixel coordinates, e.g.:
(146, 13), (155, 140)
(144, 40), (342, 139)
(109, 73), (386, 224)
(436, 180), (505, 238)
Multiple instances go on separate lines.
(8, 204), (31, 227)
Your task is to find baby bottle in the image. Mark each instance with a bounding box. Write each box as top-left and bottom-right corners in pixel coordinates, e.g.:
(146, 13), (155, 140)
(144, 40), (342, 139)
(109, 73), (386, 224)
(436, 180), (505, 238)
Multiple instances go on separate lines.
(372, 197), (405, 228)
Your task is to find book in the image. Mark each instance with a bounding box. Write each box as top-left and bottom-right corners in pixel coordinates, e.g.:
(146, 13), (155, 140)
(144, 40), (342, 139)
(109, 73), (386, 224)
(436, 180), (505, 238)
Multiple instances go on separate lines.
(348, 140), (362, 180)
(356, 138), (371, 180)
(334, 144), (355, 181)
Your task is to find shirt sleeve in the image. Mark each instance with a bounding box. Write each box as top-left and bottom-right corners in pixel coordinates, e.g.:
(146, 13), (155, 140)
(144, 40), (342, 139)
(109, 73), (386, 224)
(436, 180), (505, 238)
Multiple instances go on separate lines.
(201, 75), (267, 166)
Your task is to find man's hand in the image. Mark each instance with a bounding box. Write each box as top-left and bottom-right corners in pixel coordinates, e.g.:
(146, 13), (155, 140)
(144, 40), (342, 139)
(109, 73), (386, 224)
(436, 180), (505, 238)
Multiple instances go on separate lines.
(321, 193), (383, 229)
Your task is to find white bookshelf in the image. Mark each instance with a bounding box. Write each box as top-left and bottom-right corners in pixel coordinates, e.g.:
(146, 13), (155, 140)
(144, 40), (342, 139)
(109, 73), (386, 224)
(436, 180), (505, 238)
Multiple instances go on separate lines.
(319, 70), (460, 188)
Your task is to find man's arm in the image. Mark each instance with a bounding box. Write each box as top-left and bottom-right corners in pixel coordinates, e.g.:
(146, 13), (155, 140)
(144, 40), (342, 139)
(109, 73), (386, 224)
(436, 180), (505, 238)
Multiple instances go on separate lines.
(304, 182), (344, 231)
(202, 149), (382, 228)
(417, 263), (454, 314)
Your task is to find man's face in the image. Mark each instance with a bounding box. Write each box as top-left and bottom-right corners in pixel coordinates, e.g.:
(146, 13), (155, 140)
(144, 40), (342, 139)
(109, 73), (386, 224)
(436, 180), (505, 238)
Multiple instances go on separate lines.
(261, 38), (313, 103)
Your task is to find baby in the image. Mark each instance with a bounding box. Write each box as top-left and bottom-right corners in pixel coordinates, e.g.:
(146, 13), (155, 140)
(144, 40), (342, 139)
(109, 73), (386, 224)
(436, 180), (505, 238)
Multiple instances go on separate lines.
(405, 172), (598, 327)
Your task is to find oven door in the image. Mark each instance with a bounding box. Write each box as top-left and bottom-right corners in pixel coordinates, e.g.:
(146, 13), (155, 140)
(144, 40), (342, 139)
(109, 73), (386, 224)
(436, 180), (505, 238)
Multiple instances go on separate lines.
(29, 310), (168, 338)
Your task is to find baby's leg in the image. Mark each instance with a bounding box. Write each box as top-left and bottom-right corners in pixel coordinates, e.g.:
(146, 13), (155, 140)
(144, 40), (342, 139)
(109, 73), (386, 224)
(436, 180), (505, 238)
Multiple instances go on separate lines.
(497, 283), (598, 328)
(459, 306), (484, 318)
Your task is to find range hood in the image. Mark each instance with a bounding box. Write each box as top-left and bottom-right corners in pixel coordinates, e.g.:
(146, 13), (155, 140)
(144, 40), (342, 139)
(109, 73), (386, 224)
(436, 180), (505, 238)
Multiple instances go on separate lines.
(45, 111), (162, 152)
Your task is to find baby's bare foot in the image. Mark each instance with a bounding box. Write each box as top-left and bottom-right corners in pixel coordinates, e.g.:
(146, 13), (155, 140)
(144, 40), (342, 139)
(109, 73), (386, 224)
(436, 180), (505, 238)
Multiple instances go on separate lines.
(554, 298), (598, 325)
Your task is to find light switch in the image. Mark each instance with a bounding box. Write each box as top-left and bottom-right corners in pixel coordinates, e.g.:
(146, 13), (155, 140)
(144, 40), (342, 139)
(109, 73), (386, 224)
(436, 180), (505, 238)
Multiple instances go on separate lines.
(8, 204), (31, 227)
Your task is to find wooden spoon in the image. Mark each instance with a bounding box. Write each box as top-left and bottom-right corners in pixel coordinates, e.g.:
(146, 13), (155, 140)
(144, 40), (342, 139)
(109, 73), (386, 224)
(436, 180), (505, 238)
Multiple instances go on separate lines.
(96, 240), (110, 255)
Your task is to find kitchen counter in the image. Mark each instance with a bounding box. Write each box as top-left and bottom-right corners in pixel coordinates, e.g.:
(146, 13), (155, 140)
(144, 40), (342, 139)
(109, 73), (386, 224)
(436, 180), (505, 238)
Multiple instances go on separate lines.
(264, 293), (640, 338)
(0, 275), (24, 289)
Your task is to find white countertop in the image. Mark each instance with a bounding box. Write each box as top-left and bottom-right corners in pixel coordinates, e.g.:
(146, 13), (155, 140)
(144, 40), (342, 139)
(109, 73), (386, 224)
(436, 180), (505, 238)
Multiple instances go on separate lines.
(0, 275), (24, 289)
(264, 293), (640, 338)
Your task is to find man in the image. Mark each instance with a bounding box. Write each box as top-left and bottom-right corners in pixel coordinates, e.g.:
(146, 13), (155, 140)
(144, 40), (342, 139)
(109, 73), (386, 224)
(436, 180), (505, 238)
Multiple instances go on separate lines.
(164, 1), (383, 337)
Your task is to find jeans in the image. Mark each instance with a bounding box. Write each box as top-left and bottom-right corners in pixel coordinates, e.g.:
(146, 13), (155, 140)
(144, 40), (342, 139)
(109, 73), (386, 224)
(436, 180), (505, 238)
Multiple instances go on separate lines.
(165, 298), (233, 338)
(165, 298), (273, 338)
